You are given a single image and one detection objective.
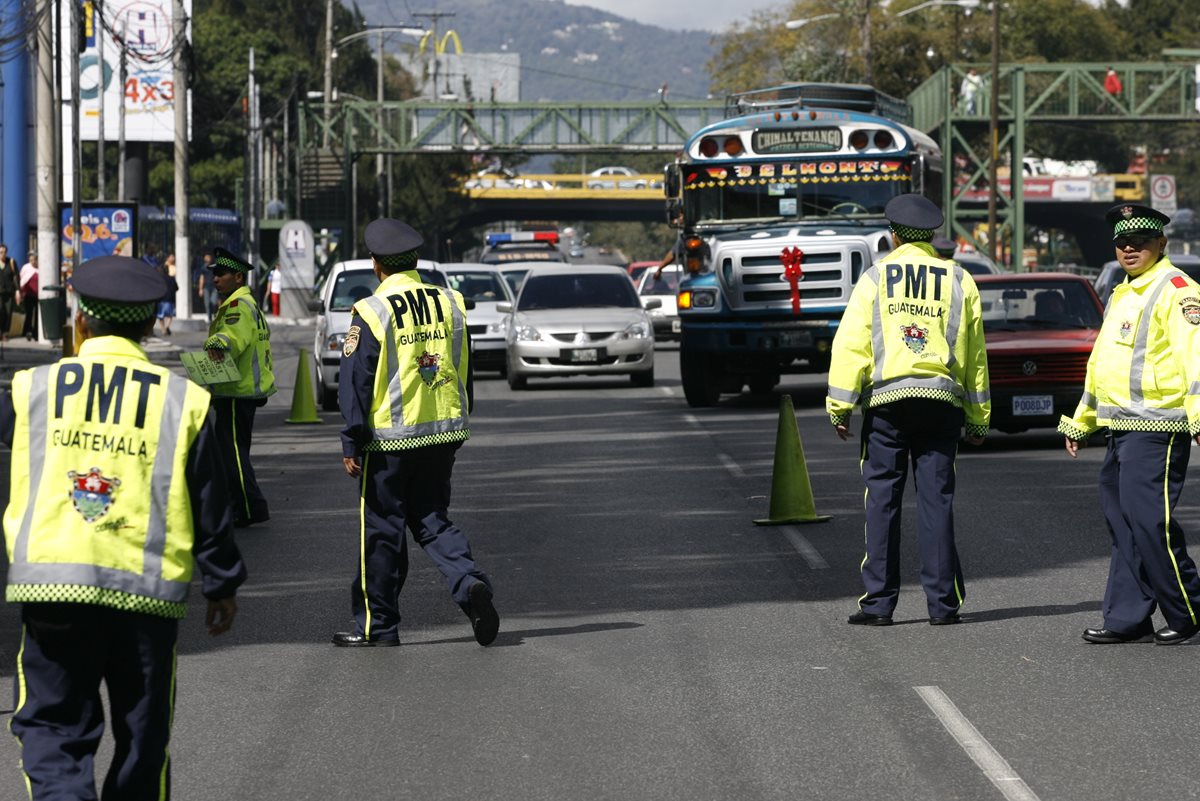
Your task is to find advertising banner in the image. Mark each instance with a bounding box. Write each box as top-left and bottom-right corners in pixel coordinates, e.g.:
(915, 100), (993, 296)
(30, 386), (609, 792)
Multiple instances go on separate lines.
(65, 0), (191, 143)
(59, 203), (138, 277)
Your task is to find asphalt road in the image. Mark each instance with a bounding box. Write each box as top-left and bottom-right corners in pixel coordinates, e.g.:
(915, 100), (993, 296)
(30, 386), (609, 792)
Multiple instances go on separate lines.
(1, 327), (1199, 800)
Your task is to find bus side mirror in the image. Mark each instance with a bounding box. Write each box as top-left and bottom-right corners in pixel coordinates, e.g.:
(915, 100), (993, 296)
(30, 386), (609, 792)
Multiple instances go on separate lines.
(664, 163), (681, 199)
(667, 199), (682, 228)
(913, 152), (926, 195)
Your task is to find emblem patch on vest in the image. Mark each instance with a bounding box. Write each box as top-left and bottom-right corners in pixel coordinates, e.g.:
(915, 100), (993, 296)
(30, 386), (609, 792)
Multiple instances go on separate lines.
(417, 350), (452, 390)
(343, 325), (361, 357)
(1119, 321), (1133, 340)
(68, 467), (120, 523)
(1181, 298), (1200, 325)
(900, 322), (929, 354)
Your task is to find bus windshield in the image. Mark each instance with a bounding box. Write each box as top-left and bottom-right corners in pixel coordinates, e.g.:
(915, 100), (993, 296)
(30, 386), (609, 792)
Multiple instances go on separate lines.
(683, 158), (913, 226)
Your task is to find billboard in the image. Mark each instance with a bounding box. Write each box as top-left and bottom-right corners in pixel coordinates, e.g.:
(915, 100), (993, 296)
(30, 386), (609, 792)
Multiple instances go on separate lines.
(65, 0), (191, 143)
(59, 203), (139, 277)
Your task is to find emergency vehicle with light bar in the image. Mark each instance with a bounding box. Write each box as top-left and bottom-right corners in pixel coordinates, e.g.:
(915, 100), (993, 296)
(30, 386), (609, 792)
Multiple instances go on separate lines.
(663, 83), (943, 407)
(480, 231), (568, 264)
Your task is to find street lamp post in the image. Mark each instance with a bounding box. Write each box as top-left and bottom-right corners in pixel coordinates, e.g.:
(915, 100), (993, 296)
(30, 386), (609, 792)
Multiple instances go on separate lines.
(987, 0), (1000, 265)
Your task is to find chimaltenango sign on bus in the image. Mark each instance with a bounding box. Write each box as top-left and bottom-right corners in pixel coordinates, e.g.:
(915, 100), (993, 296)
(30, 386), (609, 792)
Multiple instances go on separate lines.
(753, 128), (843, 154)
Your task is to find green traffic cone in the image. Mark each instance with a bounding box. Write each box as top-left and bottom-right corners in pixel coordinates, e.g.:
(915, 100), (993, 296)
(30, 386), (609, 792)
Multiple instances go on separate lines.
(285, 348), (322, 424)
(753, 394), (831, 525)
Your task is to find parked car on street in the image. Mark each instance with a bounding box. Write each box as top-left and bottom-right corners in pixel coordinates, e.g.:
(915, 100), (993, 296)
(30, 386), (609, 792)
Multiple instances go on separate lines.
(636, 265), (682, 341)
(501, 264), (658, 389)
(975, 272), (1104, 433)
(311, 258), (445, 411)
(443, 264), (515, 374)
(1094, 253), (1200, 305)
(586, 166), (647, 190)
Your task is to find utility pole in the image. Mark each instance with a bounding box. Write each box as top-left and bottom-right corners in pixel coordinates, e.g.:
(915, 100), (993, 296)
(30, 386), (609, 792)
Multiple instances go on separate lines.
(97, 0), (106, 200)
(247, 47), (259, 271)
(861, 0), (872, 87)
(414, 11), (454, 98)
(117, 25), (126, 200)
(377, 28), (385, 219)
(322, 0), (333, 146)
(70, 0), (83, 285)
(173, 0), (190, 315)
(36, 0), (58, 344)
(986, 0), (1000, 266)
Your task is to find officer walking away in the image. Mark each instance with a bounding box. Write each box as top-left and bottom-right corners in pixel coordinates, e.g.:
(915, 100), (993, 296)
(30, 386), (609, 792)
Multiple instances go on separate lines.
(826, 194), (991, 627)
(205, 247), (275, 528)
(1061, 204), (1200, 646)
(2, 255), (246, 799)
(332, 218), (498, 647)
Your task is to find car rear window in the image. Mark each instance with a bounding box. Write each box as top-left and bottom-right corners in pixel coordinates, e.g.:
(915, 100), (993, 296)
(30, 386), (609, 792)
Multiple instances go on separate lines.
(447, 271), (508, 301)
(518, 273), (640, 311)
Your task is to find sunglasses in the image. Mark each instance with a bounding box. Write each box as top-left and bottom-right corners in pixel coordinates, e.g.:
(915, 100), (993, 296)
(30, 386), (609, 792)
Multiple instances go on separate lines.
(1114, 235), (1158, 250)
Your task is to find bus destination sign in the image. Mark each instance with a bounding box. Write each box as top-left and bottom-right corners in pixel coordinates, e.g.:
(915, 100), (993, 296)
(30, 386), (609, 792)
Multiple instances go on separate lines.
(753, 128), (843, 154)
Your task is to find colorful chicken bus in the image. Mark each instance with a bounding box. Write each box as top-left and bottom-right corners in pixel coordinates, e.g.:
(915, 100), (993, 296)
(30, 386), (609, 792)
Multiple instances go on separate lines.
(663, 83), (943, 406)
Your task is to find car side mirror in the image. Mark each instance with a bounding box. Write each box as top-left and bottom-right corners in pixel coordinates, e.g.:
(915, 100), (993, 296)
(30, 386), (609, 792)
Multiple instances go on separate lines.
(496, 301), (512, 313)
(307, 298), (324, 313)
(643, 298), (663, 310)
(463, 297), (476, 311)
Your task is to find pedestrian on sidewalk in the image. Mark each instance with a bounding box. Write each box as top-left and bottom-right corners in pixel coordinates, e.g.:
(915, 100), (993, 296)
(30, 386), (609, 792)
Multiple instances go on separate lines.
(18, 252), (39, 341)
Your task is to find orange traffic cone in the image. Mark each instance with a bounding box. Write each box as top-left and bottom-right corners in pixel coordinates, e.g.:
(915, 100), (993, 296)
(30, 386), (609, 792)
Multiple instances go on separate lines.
(753, 394), (831, 525)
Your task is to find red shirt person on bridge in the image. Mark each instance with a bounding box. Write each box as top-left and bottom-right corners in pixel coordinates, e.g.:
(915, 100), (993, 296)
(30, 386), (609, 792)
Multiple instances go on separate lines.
(1104, 68), (1123, 100)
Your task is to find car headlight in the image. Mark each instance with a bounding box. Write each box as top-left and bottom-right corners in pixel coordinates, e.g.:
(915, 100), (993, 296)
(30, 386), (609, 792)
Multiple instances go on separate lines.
(515, 325), (542, 342)
(325, 333), (346, 352)
(488, 319), (507, 334)
(620, 320), (652, 339)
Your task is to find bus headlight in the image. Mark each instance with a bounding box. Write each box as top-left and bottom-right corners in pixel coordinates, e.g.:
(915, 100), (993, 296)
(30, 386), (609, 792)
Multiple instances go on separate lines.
(679, 289), (717, 310)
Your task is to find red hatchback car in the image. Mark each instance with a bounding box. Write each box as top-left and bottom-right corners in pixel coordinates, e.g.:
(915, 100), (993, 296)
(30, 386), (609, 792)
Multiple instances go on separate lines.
(973, 272), (1104, 433)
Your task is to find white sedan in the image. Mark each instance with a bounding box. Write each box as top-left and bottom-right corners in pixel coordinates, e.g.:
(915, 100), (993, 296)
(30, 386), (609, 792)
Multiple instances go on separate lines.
(586, 166), (647, 190)
(501, 265), (659, 389)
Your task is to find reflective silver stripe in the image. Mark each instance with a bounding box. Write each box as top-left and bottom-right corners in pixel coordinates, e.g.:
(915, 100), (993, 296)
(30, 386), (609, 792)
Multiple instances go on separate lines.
(827, 386), (859, 404)
(14, 366), (51, 564)
(1129, 274), (1175, 406)
(872, 374), (965, 398)
(442, 288), (471, 416)
(945, 263), (964, 370)
(966, 389), (991, 403)
(249, 304), (263, 395)
(1190, 382), (1200, 397)
(869, 271), (886, 386)
(143, 376), (186, 582)
(1081, 391), (1097, 408)
(6, 563), (189, 602)
(358, 295), (404, 427)
(1097, 403), (1188, 422)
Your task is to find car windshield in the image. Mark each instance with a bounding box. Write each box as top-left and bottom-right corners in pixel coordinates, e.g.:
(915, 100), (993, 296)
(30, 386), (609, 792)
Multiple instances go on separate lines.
(330, 271), (378, 311)
(956, 255), (995, 275)
(501, 269), (529, 296)
(979, 280), (1103, 331)
(518, 273), (640, 311)
(447, 271), (508, 302)
(639, 271), (680, 295)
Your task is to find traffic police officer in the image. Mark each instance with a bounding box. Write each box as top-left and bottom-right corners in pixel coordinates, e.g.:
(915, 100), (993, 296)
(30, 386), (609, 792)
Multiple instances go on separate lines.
(2, 256), (246, 799)
(332, 218), (498, 647)
(826, 194), (991, 626)
(1061, 203), (1200, 645)
(205, 247), (275, 527)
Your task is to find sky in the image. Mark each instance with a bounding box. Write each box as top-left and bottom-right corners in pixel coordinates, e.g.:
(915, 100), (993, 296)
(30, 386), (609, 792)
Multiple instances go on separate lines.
(563, 0), (790, 32)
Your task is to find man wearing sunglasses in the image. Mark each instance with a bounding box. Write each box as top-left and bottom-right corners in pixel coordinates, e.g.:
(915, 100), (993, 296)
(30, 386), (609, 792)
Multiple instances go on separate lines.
(1060, 203), (1200, 646)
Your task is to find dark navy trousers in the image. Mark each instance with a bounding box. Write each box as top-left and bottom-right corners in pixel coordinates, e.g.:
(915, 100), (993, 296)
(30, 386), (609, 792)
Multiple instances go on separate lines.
(11, 604), (177, 801)
(1099, 430), (1200, 634)
(212, 396), (269, 525)
(351, 443), (490, 642)
(858, 399), (965, 619)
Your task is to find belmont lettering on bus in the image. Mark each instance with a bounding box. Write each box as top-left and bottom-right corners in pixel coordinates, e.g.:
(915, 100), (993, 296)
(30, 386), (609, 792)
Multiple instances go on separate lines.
(699, 160), (905, 183)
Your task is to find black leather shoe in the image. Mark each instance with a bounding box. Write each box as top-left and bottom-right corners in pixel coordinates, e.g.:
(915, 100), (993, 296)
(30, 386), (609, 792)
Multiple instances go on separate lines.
(331, 632), (399, 647)
(1154, 622), (1200, 645)
(929, 614), (961, 626)
(1082, 627), (1152, 644)
(847, 611), (893, 626)
(466, 582), (500, 646)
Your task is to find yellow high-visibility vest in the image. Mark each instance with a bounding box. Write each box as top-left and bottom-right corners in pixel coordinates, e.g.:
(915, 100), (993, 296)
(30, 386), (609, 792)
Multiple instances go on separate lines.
(1060, 256), (1200, 439)
(205, 285), (276, 399)
(826, 241), (991, 437)
(352, 271), (470, 450)
(4, 336), (212, 618)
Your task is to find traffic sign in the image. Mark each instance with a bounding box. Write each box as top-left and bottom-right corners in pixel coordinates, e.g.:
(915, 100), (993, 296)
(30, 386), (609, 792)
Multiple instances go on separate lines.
(1151, 174), (1178, 214)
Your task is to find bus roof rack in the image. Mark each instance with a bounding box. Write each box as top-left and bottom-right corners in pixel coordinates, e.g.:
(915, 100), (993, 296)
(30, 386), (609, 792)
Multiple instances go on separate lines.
(725, 83), (911, 125)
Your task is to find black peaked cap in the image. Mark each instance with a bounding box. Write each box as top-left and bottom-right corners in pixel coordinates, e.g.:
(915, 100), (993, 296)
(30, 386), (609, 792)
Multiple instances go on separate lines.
(70, 255), (168, 303)
(213, 247), (254, 273)
(364, 218), (424, 256)
(884, 194), (944, 230)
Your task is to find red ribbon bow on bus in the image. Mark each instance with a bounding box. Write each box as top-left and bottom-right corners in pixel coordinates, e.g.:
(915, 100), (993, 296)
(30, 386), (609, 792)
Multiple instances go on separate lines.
(780, 246), (804, 315)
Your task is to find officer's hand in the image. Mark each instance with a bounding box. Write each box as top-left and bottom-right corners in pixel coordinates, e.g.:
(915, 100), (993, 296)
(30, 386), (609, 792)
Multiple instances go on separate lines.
(206, 597), (237, 636)
(965, 435), (985, 446)
(207, 348), (225, 363)
(344, 456), (362, 478)
(834, 424), (851, 441)
(1194, 434), (1200, 448)
(654, 268), (663, 280)
(1064, 437), (1081, 458)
